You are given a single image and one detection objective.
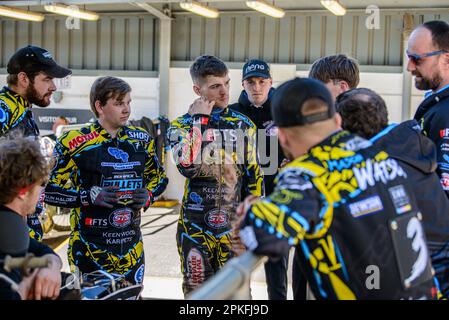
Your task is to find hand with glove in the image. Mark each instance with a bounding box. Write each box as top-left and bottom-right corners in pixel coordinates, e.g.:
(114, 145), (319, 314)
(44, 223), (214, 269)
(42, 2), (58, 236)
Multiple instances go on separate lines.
(130, 188), (153, 211)
(80, 186), (120, 208)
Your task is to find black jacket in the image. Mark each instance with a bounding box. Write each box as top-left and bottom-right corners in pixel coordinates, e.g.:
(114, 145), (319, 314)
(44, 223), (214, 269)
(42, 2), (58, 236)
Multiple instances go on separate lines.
(414, 86), (449, 198)
(371, 120), (449, 296)
(242, 131), (437, 299)
(0, 206), (56, 300)
(229, 89), (285, 195)
(371, 120), (449, 246)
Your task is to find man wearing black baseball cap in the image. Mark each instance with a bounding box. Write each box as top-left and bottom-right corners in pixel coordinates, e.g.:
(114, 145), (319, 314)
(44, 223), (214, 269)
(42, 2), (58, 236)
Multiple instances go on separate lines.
(236, 77), (438, 299)
(0, 45), (71, 242)
(1, 45), (72, 138)
(230, 59), (288, 300)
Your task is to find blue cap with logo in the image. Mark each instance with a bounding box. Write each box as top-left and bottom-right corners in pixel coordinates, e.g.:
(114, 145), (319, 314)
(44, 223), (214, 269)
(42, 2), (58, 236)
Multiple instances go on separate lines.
(242, 59), (271, 81)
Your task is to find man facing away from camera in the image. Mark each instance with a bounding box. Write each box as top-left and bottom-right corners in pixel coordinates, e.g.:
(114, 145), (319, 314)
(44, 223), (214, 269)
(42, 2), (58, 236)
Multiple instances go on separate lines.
(337, 87), (449, 298)
(236, 77), (438, 300)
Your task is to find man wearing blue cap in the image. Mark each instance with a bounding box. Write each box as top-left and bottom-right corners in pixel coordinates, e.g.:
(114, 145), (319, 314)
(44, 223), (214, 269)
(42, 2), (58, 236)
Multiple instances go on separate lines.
(0, 45), (72, 242)
(230, 59), (288, 300)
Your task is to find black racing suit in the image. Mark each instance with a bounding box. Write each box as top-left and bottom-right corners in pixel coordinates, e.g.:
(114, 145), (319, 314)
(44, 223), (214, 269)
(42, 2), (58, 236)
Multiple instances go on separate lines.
(414, 85), (449, 197)
(44, 121), (168, 284)
(241, 131), (438, 299)
(0, 86), (44, 241)
(168, 107), (264, 295)
(370, 120), (449, 297)
(230, 89), (289, 300)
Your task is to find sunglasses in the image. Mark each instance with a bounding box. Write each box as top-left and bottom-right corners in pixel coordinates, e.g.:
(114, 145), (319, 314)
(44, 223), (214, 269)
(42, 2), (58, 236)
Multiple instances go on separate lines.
(406, 49), (448, 65)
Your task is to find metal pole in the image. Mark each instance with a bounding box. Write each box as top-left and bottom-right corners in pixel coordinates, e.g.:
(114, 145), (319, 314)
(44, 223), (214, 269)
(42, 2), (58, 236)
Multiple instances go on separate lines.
(158, 16), (171, 117)
(187, 252), (268, 300)
(402, 13), (414, 120)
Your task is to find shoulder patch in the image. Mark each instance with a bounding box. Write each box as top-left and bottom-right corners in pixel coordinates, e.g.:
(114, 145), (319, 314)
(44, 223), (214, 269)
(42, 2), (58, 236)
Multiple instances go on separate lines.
(62, 126), (99, 150)
(228, 109), (255, 128)
(0, 100), (8, 122)
(276, 168), (314, 191)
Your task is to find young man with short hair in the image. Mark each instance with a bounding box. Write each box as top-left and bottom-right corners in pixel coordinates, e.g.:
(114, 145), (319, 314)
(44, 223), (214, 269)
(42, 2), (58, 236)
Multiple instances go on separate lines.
(45, 76), (168, 284)
(0, 138), (62, 300)
(309, 54), (360, 100)
(168, 55), (264, 295)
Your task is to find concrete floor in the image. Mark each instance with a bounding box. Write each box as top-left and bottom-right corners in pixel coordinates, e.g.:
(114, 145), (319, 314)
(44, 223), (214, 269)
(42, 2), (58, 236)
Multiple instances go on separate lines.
(45, 206), (294, 299)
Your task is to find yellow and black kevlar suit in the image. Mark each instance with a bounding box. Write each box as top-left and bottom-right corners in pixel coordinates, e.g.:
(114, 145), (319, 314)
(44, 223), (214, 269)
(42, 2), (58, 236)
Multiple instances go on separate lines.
(241, 131), (438, 299)
(0, 86), (43, 241)
(168, 107), (264, 294)
(44, 121), (168, 284)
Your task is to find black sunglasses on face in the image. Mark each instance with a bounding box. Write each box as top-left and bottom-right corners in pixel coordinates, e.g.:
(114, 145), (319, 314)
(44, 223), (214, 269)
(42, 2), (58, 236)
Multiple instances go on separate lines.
(406, 49), (448, 65)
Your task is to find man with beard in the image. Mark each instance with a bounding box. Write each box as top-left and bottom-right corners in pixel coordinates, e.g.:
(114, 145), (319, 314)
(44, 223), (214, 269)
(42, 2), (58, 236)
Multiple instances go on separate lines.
(0, 45), (72, 241)
(408, 21), (449, 197)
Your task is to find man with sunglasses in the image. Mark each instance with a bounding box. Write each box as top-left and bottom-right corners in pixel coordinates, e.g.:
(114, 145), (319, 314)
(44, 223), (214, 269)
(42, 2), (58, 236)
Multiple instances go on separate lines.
(0, 46), (72, 241)
(408, 21), (449, 197)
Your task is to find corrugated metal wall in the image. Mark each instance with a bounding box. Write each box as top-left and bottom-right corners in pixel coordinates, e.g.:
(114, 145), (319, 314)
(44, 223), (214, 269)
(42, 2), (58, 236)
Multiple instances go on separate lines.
(0, 14), (159, 71)
(171, 12), (449, 66)
(0, 11), (448, 71)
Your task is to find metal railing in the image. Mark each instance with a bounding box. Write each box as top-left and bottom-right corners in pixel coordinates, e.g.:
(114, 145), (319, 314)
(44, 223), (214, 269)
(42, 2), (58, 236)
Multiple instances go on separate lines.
(187, 252), (268, 300)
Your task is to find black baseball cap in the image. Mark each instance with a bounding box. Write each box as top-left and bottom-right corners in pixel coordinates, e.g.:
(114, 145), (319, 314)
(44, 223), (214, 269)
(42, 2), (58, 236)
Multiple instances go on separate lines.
(271, 77), (335, 127)
(7, 45), (72, 78)
(242, 59), (271, 81)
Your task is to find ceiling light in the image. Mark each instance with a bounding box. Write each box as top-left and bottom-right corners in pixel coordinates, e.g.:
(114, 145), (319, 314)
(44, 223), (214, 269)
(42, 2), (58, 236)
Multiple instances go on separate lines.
(246, 1), (285, 18)
(320, 0), (346, 16)
(180, 1), (219, 19)
(0, 5), (44, 22)
(44, 3), (99, 21)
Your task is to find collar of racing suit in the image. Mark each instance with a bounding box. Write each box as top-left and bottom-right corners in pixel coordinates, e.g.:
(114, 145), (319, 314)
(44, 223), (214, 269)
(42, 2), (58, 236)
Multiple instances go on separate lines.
(414, 85), (449, 122)
(92, 120), (129, 141)
(2, 86), (32, 109)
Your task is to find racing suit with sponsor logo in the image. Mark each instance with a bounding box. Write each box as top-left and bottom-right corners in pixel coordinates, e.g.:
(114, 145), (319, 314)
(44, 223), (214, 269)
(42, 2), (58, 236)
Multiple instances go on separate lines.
(168, 107), (264, 294)
(0, 86), (44, 241)
(44, 121), (168, 284)
(371, 120), (449, 297)
(414, 85), (449, 197)
(241, 131), (438, 299)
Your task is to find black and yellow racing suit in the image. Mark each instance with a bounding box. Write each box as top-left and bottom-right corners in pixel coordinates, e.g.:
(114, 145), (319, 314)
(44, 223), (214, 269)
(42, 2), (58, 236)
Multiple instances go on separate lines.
(168, 107), (264, 294)
(241, 131), (438, 299)
(44, 121), (168, 284)
(0, 86), (44, 241)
